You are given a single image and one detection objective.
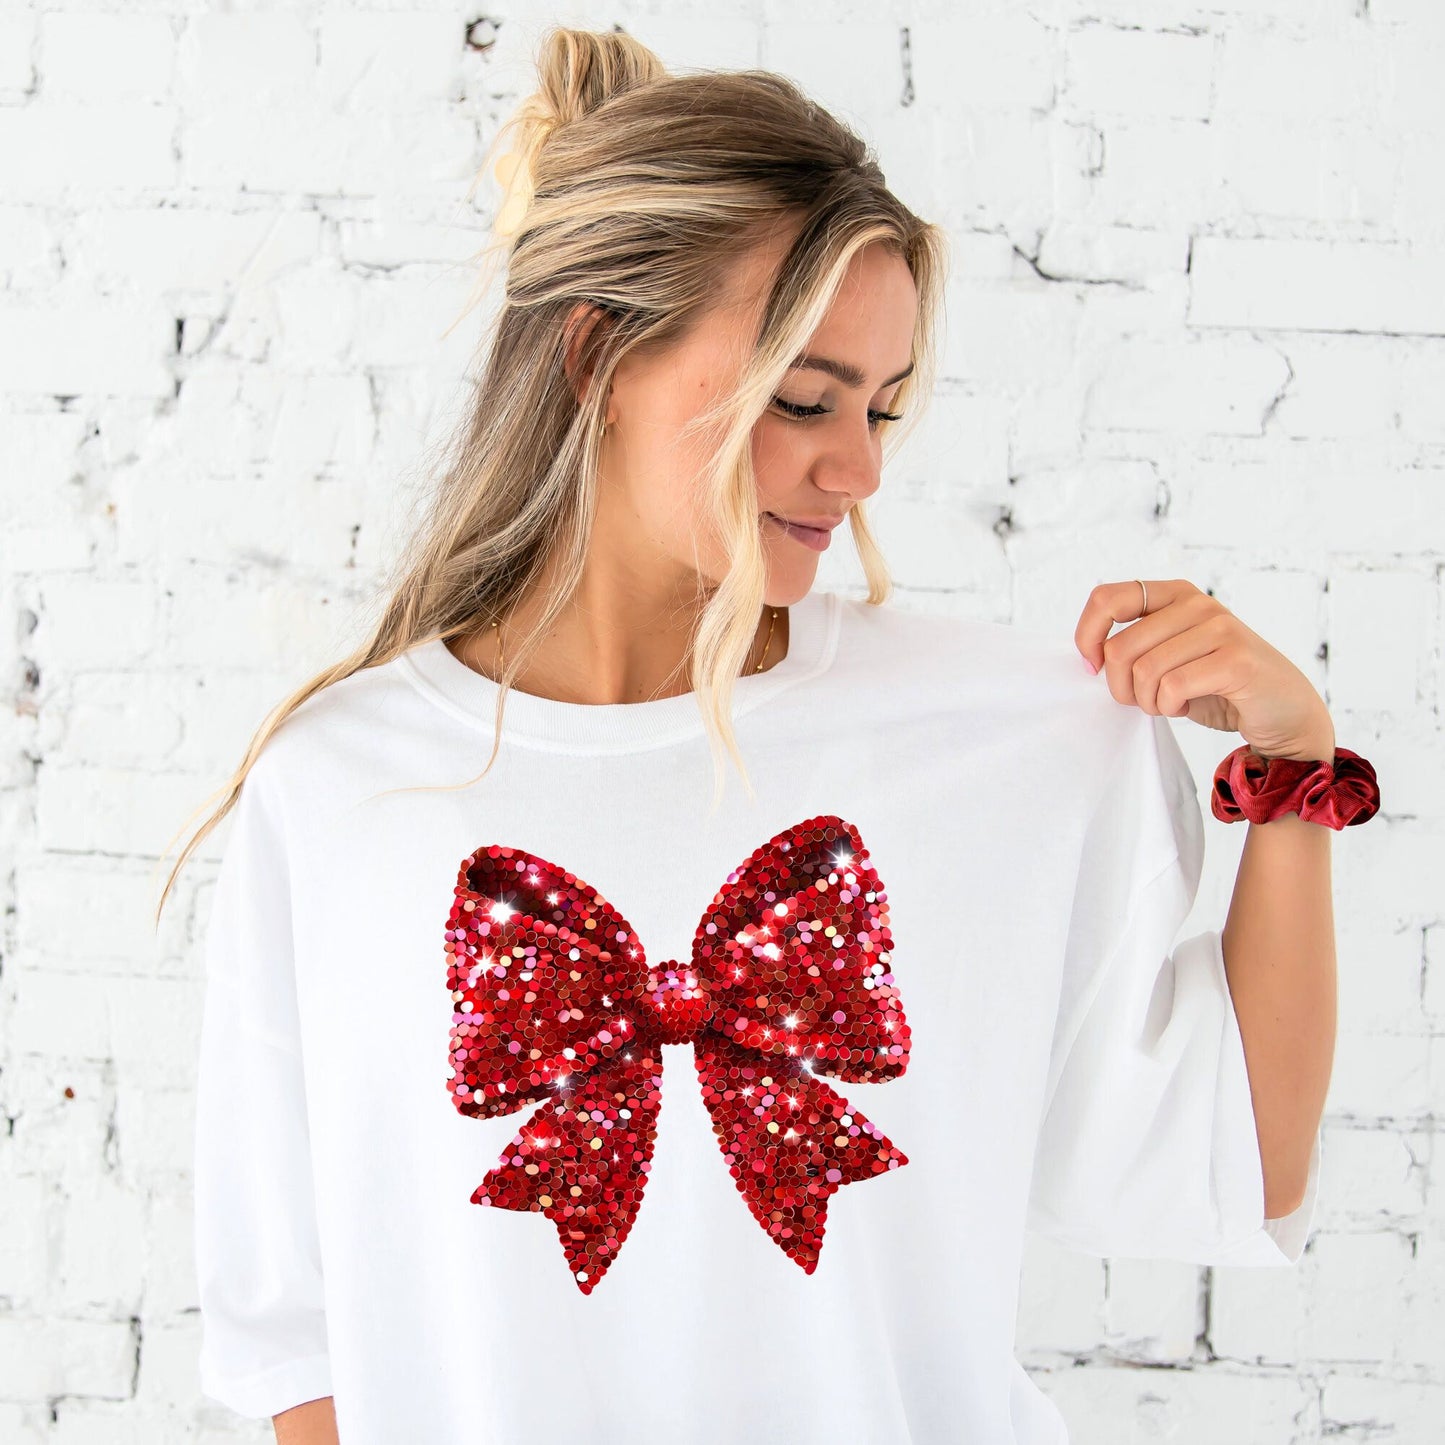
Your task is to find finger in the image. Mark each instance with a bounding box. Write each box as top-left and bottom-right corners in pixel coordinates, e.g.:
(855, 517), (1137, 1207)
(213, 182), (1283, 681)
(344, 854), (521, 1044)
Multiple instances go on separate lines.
(1150, 648), (1237, 720)
(1109, 617), (1220, 714)
(1075, 578), (1199, 670)
(1100, 592), (1223, 708)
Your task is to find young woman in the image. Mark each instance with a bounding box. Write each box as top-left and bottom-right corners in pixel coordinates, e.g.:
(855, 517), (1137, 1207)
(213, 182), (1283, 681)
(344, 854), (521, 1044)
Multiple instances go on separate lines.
(168, 25), (1375, 1445)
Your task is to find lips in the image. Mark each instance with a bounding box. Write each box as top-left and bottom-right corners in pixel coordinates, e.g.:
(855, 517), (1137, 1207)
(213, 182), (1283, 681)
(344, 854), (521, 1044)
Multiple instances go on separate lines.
(762, 512), (839, 552)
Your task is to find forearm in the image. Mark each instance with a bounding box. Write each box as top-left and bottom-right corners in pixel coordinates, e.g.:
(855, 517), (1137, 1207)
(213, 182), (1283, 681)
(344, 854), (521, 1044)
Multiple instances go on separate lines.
(1219, 726), (1338, 1220)
(273, 1397), (338, 1445)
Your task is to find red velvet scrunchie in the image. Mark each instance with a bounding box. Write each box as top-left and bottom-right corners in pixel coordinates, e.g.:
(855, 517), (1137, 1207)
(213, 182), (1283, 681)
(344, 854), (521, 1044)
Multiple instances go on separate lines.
(1211, 744), (1380, 829)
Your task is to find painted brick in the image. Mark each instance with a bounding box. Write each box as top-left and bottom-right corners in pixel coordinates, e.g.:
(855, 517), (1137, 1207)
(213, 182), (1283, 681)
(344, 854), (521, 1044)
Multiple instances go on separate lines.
(1066, 26), (1214, 121)
(39, 13), (175, 99)
(1190, 237), (1445, 336)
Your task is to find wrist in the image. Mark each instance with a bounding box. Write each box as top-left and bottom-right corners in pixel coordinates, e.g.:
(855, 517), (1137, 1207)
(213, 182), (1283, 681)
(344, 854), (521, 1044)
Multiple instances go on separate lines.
(1252, 739), (1335, 765)
(1214, 741), (1379, 830)
(1249, 720), (1336, 765)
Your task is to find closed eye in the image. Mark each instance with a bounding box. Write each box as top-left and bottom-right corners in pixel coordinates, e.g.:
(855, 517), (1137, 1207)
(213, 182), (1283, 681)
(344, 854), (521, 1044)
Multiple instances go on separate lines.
(771, 397), (905, 430)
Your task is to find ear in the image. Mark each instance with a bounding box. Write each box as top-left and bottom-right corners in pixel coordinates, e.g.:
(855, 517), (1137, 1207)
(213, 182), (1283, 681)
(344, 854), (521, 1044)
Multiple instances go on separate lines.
(561, 301), (616, 419)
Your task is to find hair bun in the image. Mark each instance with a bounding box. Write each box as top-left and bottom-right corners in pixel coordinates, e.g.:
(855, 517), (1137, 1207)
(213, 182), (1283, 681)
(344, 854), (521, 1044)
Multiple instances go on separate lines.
(534, 25), (668, 129)
(484, 26), (666, 242)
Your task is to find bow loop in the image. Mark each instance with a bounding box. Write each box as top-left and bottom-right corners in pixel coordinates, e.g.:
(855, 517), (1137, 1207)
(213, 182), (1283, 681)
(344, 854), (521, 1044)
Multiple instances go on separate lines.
(445, 845), (647, 1117)
(691, 816), (908, 1083)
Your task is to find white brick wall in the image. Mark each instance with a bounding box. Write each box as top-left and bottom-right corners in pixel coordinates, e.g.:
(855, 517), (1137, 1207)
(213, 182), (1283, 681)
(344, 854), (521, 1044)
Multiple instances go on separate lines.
(1, 2), (1438, 1439)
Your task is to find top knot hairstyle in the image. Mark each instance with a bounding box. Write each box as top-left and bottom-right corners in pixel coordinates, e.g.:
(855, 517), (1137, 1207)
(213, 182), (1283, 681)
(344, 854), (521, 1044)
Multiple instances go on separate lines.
(155, 23), (950, 923)
(481, 28), (667, 241)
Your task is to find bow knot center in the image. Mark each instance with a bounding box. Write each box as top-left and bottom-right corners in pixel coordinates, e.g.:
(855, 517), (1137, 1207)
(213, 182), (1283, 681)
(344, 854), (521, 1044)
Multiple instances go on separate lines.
(641, 961), (712, 1044)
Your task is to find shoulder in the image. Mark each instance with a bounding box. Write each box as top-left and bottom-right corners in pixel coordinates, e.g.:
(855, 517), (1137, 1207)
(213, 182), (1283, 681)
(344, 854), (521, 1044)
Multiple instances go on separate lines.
(237, 648), (421, 803)
(835, 592), (1072, 671)
(830, 590), (1171, 789)
(834, 593), (1134, 719)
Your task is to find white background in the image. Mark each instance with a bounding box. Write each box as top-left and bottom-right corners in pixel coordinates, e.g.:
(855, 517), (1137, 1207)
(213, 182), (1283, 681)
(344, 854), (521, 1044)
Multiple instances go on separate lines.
(0, 1), (1440, 1440)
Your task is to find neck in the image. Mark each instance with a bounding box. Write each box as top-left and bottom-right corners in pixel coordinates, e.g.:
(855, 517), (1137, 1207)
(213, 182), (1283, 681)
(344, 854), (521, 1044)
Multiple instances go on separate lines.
(454, 559), (789, 705)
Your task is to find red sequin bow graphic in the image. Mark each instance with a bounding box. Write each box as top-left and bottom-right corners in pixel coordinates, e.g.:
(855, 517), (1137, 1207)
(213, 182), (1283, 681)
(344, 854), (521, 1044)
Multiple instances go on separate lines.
(443, 815), (910, 1294)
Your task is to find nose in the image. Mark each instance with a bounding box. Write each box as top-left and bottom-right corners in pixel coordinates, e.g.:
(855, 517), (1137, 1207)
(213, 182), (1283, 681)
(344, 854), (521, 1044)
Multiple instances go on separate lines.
(813, 420), (885, 505)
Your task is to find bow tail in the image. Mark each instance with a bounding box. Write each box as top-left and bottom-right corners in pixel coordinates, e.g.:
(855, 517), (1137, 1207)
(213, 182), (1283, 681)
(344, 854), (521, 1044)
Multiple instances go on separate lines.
(472, 1049), (664, 1295)
(693, 1037), (909, 1274)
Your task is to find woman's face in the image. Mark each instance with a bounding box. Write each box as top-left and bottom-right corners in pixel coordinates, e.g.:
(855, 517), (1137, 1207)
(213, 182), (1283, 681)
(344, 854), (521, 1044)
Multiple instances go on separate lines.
(579, 220), (920, 606)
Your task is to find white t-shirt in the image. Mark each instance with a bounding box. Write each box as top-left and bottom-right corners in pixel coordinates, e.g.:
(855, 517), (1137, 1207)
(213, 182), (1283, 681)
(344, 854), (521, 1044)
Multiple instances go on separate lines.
(192, 586), (1320, 1444)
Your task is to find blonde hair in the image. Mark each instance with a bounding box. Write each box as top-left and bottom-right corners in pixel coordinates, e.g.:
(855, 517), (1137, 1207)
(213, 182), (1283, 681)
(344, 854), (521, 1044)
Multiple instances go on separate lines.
(154, 23), (949, 923)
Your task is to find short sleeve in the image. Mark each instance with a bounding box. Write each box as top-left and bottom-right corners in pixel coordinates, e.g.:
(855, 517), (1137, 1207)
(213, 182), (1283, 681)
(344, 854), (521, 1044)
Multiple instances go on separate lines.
(1025, 708), (1322, 1267)
(192, 755), (334, 1416)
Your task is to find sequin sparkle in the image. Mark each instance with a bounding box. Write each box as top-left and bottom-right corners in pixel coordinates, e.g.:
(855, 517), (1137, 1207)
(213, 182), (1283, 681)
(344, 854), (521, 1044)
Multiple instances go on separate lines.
(443, 815), (910, 1294)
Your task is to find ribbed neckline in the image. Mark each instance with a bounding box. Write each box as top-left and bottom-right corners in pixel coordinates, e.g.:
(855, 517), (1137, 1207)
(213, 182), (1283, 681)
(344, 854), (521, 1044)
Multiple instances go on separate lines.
(395, 587), (840, 754)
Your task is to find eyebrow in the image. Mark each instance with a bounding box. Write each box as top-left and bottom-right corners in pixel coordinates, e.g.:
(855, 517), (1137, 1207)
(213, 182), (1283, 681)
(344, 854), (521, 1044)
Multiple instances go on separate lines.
(790, 353), (916, 389)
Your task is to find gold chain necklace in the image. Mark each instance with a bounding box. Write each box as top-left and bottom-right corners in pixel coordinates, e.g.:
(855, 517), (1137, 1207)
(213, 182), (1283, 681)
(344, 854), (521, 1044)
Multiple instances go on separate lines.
(489, 606), (780, 680)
